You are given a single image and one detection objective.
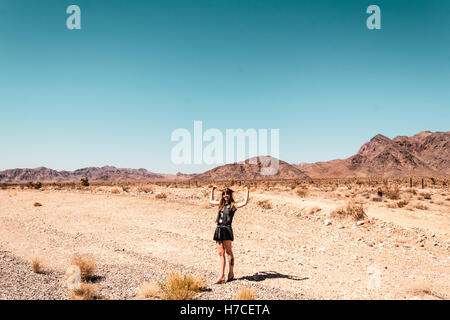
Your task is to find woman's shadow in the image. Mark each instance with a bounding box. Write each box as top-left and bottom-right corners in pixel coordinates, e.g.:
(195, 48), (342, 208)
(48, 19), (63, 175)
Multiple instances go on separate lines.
(234, 271), (309, 282)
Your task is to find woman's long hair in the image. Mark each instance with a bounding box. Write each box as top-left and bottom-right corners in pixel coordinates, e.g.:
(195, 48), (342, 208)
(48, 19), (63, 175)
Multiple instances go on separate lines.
(218, 188), (236, 211)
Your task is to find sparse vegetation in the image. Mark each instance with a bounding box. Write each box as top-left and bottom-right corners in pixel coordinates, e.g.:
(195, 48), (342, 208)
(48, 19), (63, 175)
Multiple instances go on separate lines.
(111, 188), (120, 194)
(295, 187), (308, 198)
(34, 202), (42, 207)
(70, 255), (96, 281)
(137, 281), (161, 300)
(385, 186), (400, 200)
(155, 192), (168, 199)
(397, 200), (408, 208)
(69, 282), (100, 300)
(331, 201), (367, 221)
(80, 177), (89, 187)
(257, 200), (272, 209)
(158, 272), (207, 300)
(28, 181), (42, 190)
(31, 257), (43, 273)
(236, 287), (258, 300)
(415, 204), (429, 210)
(420, 192), (432, 200)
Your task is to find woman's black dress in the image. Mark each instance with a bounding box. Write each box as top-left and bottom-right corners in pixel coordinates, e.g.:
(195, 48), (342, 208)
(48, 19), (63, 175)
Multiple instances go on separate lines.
(213, 203), (236, 242)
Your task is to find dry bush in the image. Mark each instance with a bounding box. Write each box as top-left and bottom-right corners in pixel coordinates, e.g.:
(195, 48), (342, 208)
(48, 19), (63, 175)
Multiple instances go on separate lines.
(257, 200), (272, 210)
(31, 257), (43, 273)
(69, 283), (100, 300)
(420, 192), (432, 200)
(397, 200), (408, 208)
(294, 187), (308, 198)
(136, 281), (161, 300)
(33, 202), (42, 207)
(236, 287), (258, 300)
(158, 272), (207, 300)
(372, 197), (382, 202)
(331, 201), (367, 221)
(308, 207), (321, 215)
(415, 204), (429, 210)
(155, 192), (168, 199)
(111, 188), (120, 194)
(385, 186), (401, 200)
(137, 185), (154, 193)
(70, 255), (96, 281)
(387, 203), (397, 209)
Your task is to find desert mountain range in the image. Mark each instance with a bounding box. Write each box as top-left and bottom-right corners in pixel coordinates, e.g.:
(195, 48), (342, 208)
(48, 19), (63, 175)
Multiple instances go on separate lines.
(0, 131), (448, 183)
(298, 131), (449, 178)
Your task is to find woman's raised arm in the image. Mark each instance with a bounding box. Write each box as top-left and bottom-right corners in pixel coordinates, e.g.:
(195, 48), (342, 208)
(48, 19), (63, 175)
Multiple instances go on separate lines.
(209, 186), (220, 205)
(235, 187), (249, 208)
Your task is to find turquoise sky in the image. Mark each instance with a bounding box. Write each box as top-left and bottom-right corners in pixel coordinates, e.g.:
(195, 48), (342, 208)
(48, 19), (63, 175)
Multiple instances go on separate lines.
(0, 0), (449, 173)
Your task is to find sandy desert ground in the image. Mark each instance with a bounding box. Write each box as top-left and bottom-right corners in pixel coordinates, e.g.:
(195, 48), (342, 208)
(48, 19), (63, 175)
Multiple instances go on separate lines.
(0, 182), (449, 300)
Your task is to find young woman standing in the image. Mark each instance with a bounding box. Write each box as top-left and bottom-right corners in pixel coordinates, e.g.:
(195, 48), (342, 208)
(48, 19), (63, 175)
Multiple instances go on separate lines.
(209, 186), (249, 284)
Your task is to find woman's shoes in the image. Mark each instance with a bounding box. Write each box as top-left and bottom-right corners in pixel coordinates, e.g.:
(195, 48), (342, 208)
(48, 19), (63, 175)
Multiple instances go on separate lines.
(227, 273), (235, 282)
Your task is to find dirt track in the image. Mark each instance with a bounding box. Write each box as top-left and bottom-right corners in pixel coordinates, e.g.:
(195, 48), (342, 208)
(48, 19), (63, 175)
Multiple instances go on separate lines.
(0, 187), (449, 299)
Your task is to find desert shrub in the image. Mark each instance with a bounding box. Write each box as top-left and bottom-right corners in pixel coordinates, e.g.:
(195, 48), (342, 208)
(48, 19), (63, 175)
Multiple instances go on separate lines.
(420, 192), (432, 200)
(31, 257), (43, 273)
(155, 192), (167, 199)
(28, 181), (42, 190)
(397, 200), (408, 208)
(308, 207), (321, 215)
(138, 185), (153, 193)
(257, 200), (272, 209)
(137, 281), (161, 300)
(415, 204), (428, 210)
(385, 186), (400, 200)
(158, 273), (207, 300)
(80, 177), (89, 187)
(111, 188), (120, 194)
(69, 283), (99, 300)
(372, 197), (382, 202)
(295, 187), (308, 198)
(332, 201), (367, 221)
(34, 202), (42, 207)
(70, 255), (96, 281)
(387, 203), (397, 208)
(236, 287), (258, 300)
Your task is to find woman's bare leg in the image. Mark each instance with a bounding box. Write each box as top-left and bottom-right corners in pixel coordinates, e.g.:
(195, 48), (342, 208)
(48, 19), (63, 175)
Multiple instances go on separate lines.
(223, 240), (234, 281)
(215, 242), (226, 284)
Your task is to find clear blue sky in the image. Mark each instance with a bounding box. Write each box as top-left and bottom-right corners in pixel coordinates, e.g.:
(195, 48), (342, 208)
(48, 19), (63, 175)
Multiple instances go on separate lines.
(0, 0), (449, 173)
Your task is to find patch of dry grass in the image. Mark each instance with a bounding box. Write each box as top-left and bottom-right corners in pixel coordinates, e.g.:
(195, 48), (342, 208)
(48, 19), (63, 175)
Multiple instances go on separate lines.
(256, 200), (272, 210)
(111, 188), (120, 194)
(235, 287), (258, 300)
(31, 257), (43, 273)
(385, 186), (401, 200)
(70, 255), (96, 281)
(397, 200), (408, 208)
(420, 192), (432, 200)
(414, 204), (429, 210)
(33, 202), (42, 207)
(294, 187), (308, 198)
(136, 281), (161, 300)
(155, 192), (168, 199)
(158, 272), (207, 300)
(69, 282), (100, 300)
(331, 201), (367, 221)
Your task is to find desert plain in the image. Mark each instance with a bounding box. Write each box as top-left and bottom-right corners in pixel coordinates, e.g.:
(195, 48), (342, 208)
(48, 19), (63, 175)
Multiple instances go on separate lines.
(0, 179), (449, 300)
